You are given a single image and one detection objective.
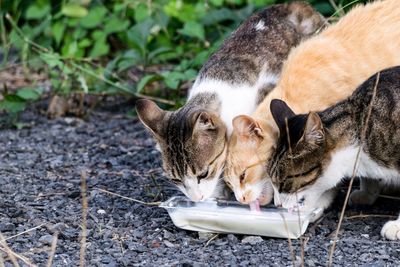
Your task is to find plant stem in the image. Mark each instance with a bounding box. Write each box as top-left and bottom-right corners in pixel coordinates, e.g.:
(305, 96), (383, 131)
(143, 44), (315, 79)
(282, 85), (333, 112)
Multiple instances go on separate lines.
(0, 13), (9, 68)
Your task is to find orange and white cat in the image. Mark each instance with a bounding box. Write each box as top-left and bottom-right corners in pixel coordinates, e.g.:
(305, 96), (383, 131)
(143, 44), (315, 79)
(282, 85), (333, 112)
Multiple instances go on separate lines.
(224, 0), (400, 209)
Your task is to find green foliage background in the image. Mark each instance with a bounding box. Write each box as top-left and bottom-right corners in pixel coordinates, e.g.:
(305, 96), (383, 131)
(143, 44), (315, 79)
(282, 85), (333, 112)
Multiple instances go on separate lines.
(0, 0), (367, 118)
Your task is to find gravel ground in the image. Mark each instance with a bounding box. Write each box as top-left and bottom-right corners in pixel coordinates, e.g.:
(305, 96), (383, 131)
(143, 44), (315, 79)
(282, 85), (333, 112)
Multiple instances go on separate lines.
(1, 102), (400, 267)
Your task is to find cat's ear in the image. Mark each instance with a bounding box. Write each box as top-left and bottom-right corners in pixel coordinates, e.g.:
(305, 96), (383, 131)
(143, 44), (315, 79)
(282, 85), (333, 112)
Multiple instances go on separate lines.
(136, 99), (167, 136)
(302, 112), (324, 146)
(270, 99), (296, 134)
(194, 112), (217, 132)
(232, 115), (263, 140)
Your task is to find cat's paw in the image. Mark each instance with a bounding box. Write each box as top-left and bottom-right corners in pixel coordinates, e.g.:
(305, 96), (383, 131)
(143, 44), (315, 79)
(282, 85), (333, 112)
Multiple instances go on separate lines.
(381, 220), (400, 240)
(349, 189), (378, 206)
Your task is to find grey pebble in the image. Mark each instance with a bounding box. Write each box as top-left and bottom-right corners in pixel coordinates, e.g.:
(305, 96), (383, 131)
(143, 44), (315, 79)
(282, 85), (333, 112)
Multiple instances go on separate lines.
(241, 236), (264, 245)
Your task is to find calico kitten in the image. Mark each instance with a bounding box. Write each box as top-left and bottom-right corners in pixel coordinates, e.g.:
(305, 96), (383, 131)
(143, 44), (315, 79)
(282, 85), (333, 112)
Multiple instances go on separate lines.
(136, 2), (325, 201)
(267, 66), (400, 240)
(225, 0), (400, 208)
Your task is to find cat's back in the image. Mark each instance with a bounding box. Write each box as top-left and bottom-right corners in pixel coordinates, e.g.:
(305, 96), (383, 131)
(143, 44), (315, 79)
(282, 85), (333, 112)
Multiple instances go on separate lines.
(194, 2), (324, 86)
(275, 0), (400, 114)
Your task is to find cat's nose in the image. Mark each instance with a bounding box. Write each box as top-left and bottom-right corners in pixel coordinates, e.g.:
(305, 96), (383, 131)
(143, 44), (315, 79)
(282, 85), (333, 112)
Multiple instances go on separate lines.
(191, 194), (204, 202)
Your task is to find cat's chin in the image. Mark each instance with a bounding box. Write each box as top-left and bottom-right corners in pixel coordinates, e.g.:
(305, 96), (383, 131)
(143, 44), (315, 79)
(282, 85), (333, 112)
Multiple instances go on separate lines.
(278, 188), (336, 212)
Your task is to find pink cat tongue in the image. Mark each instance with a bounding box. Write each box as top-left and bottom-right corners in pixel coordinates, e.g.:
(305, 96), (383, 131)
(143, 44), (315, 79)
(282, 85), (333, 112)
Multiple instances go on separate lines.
(249, 199), (261, 212)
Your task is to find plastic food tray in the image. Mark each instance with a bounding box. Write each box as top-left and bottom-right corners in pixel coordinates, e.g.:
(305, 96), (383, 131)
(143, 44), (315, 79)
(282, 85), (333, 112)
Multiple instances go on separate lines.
(160, 196), (322, 239)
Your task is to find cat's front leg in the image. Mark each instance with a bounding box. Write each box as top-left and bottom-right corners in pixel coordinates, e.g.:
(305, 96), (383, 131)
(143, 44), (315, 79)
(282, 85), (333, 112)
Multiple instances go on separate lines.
(349, 178), (381, 206)
(381, 215), (400, 240)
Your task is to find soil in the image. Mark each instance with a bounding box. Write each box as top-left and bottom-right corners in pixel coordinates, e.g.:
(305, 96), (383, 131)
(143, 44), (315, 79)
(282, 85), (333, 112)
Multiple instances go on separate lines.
(1, 101), (400, 267)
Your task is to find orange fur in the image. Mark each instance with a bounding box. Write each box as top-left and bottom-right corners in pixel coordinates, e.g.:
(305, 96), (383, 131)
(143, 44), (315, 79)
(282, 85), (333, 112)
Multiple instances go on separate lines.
(225, 0), (400, 205)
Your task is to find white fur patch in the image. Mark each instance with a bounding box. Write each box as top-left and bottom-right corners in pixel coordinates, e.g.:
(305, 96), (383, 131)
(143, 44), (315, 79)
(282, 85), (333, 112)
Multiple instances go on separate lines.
(288, 14), (316, 35)
(381, 216), (400, 240)
(255, 20), (266, 31)
(178, 166), (224, 201)
(276, 145), (400, 211)
(189, 71), (278, 135)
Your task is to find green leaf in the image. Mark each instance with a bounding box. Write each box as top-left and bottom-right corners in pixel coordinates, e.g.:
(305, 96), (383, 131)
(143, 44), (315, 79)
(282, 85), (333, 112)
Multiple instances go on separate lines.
(314, 2), (335, 15)
(127, 19), (154, 55)
(136, 74), (163, 92)
(80, 6), (107, 28)
(40, 53), (63, 68)
(104, 16), (130, 34)
(16, 88), (42, 101)
(148, 47), (173, 62)
(179, 21), (205, 40)
(62, 4), (88, 18)
(202, 8), (235, 26)
(162, 71), (186, 89)
(210, 0), (224, 6)
(0, 95), (26, 113)
(164, 1), (197, 22)
(116, 50), (144, 71)
(89, 30), (109, 57)
(193, 50), (210, 67)
(25, 4), (50, 19)
(78, 38), (92, 48)
(134, 3), (149, 23)
(52, 22), (66, 46)
(183, 69), (198, 81)
(248, 0), (276, 7)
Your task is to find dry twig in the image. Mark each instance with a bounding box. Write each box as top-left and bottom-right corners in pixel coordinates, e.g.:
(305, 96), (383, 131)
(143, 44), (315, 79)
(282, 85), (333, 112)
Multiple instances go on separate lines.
(204, 234), (219, 247)
(0, 232), (20, 267)
(46, 232), (59, 267)
(97, 188), (161, 206)
(0, 252), (5, 267)
(80, 170), (88, 267)
(345, 214), (397, 220)
(0, 224), (46, 242)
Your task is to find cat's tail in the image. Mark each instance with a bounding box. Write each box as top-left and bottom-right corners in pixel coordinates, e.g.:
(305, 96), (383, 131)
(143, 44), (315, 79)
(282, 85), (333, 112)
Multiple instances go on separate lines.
(286, 2), (328, 37)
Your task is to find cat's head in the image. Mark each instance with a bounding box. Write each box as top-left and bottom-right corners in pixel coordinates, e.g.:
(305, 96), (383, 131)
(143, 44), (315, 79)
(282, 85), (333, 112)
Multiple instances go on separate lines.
(136, 99), (227, 201)
(224, 115), (276, 207)
(267, 99), (336, 211)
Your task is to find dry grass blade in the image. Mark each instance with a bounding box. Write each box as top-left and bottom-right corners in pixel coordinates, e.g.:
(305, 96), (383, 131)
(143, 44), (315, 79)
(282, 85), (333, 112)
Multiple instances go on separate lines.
(327, 72), (381, 266)
(46, 232), (59, 267)
(378, 194), (400, 201)
(345, 214), (397, 220)
(328, 0), (345, 17)
(204, 234), (219, 247)
(280, 214), (296, 267)
(97, 188), (161, 206)
(0, 247), (36, 267)
(0, 252), (5, 267)
(0, 224), (46, 242)
(80, 170), (88, 267)
(0, 232), (20, 267)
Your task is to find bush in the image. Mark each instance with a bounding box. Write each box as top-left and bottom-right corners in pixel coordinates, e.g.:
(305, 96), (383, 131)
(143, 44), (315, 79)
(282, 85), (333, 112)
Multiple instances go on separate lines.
(0, 0), (366, 121)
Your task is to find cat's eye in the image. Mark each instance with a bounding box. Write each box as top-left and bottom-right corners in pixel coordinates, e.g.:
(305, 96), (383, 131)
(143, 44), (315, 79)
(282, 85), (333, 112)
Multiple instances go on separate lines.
(197, 168), (209, 181)
(239, 171), (246, 182)
(226, 181), (233, 189)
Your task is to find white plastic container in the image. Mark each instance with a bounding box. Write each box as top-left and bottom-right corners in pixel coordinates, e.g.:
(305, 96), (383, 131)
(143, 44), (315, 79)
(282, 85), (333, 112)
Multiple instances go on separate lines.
(160, 196), (322, 239)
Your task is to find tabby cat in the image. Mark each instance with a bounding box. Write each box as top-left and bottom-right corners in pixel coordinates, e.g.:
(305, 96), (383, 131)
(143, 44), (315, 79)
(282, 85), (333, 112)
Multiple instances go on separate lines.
(267, 66), (400, 240)
(225, 0), (400, 209)
(136, 2), (325, 201)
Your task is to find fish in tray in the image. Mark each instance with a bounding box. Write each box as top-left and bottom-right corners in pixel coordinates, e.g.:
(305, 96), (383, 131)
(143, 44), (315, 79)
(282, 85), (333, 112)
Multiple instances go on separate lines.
(160, 196), (322, 239)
